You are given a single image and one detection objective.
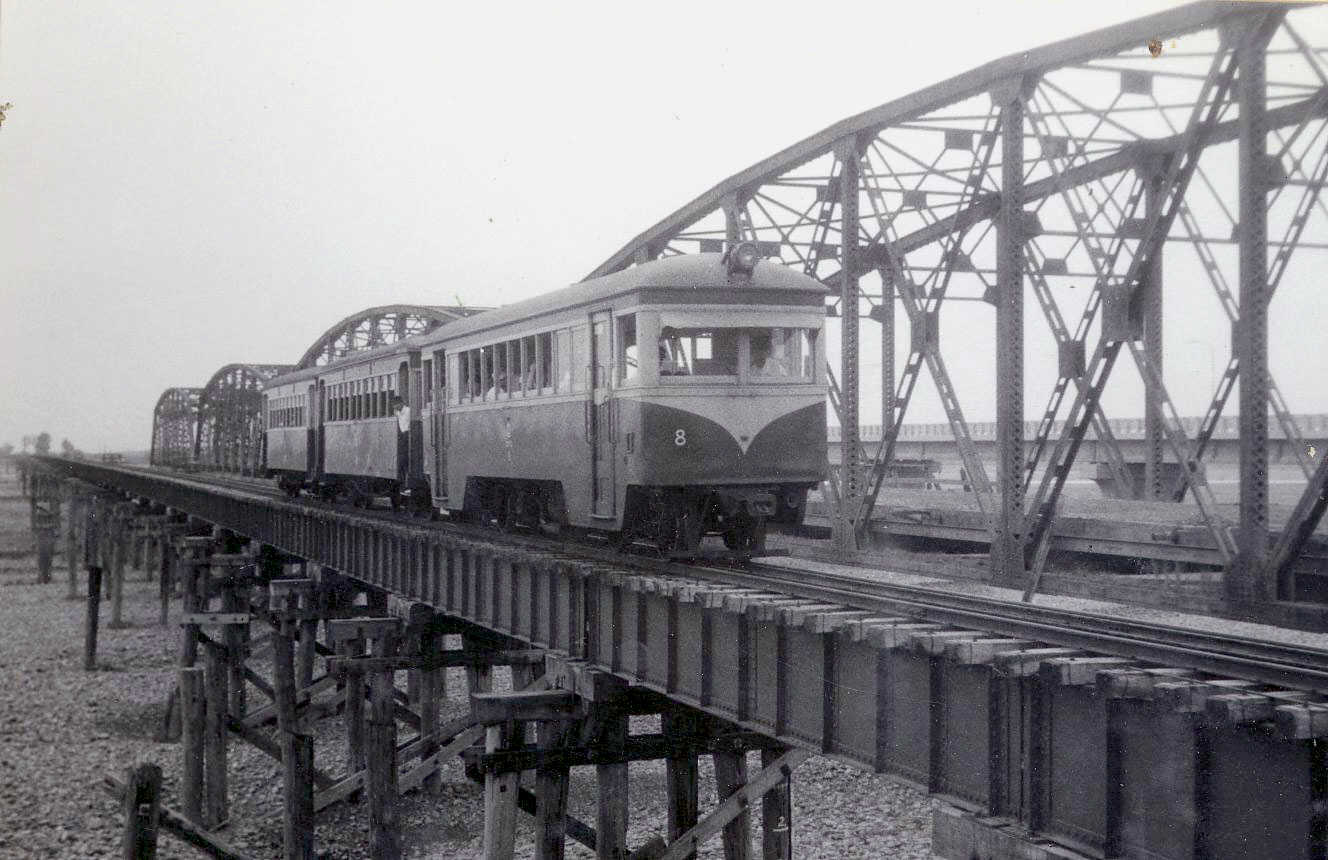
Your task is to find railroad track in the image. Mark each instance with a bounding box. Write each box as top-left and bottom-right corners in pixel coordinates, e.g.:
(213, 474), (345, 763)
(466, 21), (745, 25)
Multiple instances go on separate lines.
(116, 466), (1328, 693)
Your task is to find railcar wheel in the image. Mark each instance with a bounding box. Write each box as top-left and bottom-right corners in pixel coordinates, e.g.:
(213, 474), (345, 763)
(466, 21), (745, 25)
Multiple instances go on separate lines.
(723, 516), (767, 556)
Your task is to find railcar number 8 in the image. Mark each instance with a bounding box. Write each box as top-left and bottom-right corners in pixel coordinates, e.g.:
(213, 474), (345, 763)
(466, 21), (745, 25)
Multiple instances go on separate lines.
(674, 429), (687, 447)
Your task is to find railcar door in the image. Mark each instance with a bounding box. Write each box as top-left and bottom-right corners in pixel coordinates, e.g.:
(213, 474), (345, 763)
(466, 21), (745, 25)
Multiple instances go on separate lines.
(314, 380), (326, 481)
(431, 350), (446, 501)
(305, 384), (317, 478)
(589, 311), (615, 519)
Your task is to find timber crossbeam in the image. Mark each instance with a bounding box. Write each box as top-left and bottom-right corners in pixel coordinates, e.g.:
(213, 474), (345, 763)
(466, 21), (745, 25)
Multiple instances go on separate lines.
(464, 730), (783, 774)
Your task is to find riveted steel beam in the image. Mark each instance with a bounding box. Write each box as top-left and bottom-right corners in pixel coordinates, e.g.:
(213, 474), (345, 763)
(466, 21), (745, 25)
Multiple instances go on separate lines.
(834, 137), (864, 547)
(1233, 13), (1283, 604)
(991, 77), (1030, 584)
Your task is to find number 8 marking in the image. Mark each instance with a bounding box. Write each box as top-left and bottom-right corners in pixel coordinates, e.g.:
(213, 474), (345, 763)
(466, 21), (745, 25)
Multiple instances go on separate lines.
(674, 429), (687, 446)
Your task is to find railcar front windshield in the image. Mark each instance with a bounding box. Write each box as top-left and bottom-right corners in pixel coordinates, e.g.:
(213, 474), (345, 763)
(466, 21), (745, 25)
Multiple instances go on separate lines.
(658, 328), (739, 376)
(748, 328), (815, 379)
(655, 326), (817, 381)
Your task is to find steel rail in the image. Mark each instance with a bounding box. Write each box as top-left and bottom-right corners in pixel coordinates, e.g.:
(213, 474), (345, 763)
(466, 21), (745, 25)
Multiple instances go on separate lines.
(43, 459), (1328, 693)
(692, 560), (1328, 693)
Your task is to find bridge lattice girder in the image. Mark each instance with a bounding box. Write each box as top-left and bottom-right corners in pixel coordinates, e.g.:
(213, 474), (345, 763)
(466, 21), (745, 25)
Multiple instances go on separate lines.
(582, 0), (1328, 599)
(295, 304), (489, 370)
(194, 364), (293, 476)
(149, 387), (202, 468)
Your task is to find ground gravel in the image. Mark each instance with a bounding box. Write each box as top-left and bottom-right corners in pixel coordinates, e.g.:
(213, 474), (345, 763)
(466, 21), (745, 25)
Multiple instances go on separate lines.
(0, 472), (935, 859)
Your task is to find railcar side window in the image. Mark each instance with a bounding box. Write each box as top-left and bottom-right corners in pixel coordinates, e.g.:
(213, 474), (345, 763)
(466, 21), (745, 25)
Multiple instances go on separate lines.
(749, 328), (817, 379)
(556, 329), (571, 392)
(422, 360), (432, 406)
(571, 326), (588, 391)
(521, 336), (537, 394)
(481, 346), (494, 400)
(659, 328), (738, 377)
(455, 354), (467, 404)
(538, 333), (553, 391)
(617, 315), (638, 383)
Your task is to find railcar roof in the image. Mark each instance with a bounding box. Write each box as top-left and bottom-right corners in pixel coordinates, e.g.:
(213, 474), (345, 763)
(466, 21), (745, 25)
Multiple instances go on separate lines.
(416, 253), (826, 348)
(267, 254), (825, 388)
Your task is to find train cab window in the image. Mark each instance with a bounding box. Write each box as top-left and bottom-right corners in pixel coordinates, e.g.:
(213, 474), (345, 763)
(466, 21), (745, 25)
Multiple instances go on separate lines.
(380, 376), (390, 416)
(617, 316), (638, 384)
(659, 328), (738, 377)
(538, 333), (553, 391)
(749, 328), (817, 379)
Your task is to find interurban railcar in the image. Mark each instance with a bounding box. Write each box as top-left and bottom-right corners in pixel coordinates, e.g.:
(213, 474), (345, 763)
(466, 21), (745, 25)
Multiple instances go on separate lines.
(263, 246), (827, 554)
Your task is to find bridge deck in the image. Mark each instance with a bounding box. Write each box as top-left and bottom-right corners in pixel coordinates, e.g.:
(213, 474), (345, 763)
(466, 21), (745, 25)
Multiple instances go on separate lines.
(28, 457), (1328, 860)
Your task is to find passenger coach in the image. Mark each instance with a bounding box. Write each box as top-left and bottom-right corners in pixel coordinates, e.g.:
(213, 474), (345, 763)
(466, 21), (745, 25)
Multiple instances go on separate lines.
(264, 245), (827, 555)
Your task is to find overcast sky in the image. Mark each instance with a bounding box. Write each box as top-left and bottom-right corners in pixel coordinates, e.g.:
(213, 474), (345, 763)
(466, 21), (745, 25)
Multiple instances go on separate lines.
(3, 1), (1324, 453)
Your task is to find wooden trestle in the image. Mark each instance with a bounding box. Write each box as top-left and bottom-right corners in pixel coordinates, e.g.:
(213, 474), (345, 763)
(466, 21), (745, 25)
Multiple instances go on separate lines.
(22, 457), (1328, 860)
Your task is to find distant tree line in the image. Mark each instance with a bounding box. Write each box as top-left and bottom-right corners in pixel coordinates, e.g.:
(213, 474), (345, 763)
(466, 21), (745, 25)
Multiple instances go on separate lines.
(6, 433), (84, 459)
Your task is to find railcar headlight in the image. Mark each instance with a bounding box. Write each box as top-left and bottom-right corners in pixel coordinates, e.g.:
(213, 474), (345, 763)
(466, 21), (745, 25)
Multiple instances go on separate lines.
(726, 241), (760, 276)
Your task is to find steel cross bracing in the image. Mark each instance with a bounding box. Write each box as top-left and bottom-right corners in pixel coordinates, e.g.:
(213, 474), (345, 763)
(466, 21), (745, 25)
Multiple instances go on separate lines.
(1024, 32), (1254, 593)
(1018, 103), (1145, 502)
(570, 2), (1328, 592)
(850, 107), (1006, 536)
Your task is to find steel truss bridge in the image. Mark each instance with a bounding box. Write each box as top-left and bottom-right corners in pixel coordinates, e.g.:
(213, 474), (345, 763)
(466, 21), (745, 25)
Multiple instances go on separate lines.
(578, 1), (1328, 607)
(52, 5), (1328, 857)
(150, 305), (487, 475)
(140, 5), (1328, 619)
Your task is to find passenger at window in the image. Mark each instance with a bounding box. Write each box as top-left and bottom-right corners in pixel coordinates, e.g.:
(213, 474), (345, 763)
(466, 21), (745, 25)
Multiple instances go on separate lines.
(751, 333), (787, 377)
(393, 395), (410, 484)
(524, 362), (537, 391)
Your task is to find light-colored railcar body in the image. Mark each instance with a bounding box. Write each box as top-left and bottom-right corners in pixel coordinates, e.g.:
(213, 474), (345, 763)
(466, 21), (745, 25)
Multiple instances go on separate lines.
(264, 248), (826, 552)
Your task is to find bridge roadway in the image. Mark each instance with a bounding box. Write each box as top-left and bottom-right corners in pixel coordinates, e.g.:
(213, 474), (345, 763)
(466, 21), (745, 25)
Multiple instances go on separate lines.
(35, 457), (1328, 859)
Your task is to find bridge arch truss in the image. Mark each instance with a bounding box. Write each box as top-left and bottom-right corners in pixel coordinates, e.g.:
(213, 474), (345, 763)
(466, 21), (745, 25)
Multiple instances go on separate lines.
(586, 1), (1328, 602)
(148, 387), (202, 469)
(194, 364), (293, 476)
(295, 304), (488, 370)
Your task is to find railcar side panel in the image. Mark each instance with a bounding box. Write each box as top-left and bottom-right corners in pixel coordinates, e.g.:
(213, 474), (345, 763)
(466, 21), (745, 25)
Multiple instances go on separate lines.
(266, 427), (307, 474)
(323, 417), (398, 480)
(445, 397), (596, 524)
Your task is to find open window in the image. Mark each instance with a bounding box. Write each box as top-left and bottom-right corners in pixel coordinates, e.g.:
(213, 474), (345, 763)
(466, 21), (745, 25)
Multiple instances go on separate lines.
(538, 332), (553, 391)
(658, 328), (738, 377)
(749, 328), (818, 379)
(617, 315), (638, 384)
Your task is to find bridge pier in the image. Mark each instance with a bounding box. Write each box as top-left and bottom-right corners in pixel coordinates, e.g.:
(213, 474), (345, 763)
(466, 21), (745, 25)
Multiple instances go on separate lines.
(30, 470), (61, 584)
(63, 480), (84, 599)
